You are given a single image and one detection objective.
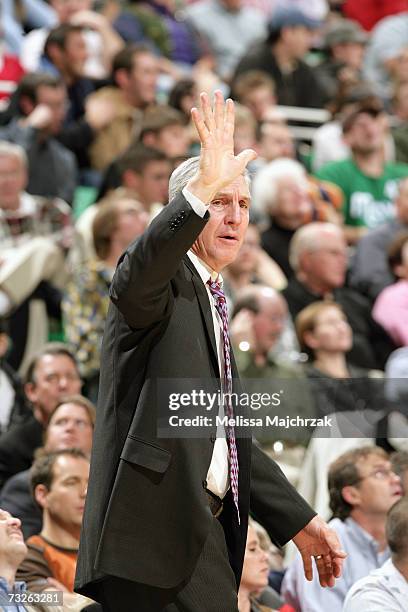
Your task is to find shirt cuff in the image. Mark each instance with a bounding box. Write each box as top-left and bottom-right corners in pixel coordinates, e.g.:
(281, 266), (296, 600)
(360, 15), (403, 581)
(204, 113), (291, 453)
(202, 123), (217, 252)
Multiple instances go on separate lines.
(182, 187), (209, 218)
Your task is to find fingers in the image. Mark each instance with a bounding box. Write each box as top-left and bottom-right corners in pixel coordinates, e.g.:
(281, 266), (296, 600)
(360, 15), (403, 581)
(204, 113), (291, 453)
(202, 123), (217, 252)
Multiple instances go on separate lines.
(301, 553), (313, 582)
(224, 98), (235, 147)
(236, 148), (258, 169)
(191, 91), (225, 144)
(201, 92), (216, 133)
(191, 106), (209, 143)
(214, 90), (224, 133)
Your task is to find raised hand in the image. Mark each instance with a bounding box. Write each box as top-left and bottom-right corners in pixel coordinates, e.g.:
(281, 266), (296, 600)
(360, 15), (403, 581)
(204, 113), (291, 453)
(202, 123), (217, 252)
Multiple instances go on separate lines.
(187, 90), (257, 203)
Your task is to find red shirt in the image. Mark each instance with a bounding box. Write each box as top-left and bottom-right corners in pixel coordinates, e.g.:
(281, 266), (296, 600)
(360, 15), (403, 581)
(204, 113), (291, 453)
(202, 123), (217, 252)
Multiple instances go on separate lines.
(0, 54), (25, 101)
(343, 0), (408, 31)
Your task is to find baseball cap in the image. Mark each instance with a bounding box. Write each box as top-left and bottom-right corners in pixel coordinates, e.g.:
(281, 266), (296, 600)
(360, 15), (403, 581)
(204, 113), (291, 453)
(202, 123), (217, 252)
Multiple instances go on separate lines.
(324, 19), (368, 49)
(268, 7), (321, 35)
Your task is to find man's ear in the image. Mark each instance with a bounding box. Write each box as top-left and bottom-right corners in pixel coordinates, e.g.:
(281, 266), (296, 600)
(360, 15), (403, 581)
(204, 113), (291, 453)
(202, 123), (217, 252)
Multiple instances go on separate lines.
(19, 95), (35, 117)
(114, 68), (130, 91)
(341, 484), (360, 508)
(122, 169), (141, 192)
(34, 484), (49, 510)
(24, 381), (37, 405)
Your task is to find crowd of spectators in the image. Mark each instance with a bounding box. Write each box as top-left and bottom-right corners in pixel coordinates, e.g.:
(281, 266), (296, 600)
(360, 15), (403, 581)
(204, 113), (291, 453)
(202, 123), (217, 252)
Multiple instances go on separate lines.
(1, 1), (408, 610)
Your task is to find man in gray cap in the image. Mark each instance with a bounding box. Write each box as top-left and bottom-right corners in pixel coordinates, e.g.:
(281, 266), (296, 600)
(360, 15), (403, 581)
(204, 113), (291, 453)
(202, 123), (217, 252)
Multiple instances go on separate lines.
(317, 19), (368, 101)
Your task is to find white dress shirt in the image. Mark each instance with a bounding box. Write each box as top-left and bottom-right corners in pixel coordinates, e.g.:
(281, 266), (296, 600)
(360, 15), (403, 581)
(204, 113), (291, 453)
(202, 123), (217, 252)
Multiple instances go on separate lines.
(183, 187), (230, 499)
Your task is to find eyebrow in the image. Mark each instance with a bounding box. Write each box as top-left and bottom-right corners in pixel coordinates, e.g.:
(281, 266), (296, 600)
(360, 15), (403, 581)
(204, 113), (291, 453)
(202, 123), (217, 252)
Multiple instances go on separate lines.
(212, 194), (251, 202)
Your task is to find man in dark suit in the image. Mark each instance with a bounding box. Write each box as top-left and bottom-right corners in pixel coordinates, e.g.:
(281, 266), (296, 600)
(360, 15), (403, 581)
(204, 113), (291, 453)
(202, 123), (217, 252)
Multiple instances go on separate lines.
(75, 92), (345, 611)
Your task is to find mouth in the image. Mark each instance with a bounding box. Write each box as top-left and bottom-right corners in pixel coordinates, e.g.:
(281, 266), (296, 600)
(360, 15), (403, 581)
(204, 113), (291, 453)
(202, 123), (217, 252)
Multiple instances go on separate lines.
(218, 236), (238, 243)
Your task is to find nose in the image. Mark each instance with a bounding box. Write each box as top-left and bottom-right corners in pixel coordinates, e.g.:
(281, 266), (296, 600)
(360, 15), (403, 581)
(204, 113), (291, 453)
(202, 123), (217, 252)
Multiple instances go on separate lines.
(9, 515), (21, 529)
(391, 471), (401, 485)
(225, 201), (242, 226)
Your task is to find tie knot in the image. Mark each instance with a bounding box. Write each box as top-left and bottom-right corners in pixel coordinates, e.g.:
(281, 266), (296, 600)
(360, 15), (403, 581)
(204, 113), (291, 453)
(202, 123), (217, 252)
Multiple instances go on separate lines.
(207, 280), (225, 302)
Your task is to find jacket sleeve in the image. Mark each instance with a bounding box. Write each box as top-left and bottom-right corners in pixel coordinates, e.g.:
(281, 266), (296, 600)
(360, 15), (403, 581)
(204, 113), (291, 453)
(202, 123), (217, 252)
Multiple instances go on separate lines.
(110, 193), (208, 329)
(250, 441), (316, 547)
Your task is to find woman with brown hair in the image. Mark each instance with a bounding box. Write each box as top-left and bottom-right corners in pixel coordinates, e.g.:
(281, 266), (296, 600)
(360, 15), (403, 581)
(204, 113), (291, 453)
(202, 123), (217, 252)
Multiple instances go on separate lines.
(296, 300), (383, 417)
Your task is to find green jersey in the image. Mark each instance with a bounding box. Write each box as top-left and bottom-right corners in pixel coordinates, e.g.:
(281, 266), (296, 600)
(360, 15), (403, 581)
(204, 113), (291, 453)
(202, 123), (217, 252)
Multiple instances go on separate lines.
(316, 158), (408, 227)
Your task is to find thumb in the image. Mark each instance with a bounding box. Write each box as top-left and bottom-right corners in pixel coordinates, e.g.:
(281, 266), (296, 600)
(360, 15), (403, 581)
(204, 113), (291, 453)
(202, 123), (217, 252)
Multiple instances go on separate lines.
(236, 148), (257, 169)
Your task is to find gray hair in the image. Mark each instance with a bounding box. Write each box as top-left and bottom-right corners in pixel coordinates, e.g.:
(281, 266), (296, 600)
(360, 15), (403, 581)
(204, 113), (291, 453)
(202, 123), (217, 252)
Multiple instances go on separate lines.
(251, 158), (307, 215)
(169, 157), (200, 201)
(168, 156), (251, 202)
(0, 141), (27, 168)
(289, 222), (343, 272)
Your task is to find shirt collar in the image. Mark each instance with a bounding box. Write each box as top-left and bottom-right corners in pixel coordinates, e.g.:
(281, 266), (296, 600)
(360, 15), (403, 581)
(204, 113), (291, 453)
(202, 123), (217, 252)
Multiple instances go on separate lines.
(0, 577), (26, 592)
(187, 250), (222, 285)
(345, 517), (387, 555)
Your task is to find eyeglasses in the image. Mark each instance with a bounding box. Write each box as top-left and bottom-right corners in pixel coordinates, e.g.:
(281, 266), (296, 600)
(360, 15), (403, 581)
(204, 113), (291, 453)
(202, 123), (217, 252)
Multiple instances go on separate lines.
(357, 467), (398, 482)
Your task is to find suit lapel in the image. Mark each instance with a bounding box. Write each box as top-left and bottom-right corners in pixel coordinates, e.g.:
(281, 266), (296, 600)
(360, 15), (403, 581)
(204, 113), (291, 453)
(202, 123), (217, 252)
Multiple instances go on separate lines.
(183, 255), (219, 375)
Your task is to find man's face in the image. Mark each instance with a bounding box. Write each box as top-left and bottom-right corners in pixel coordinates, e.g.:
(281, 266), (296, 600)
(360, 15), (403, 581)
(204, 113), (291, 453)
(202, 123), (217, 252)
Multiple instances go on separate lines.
(50, 0), (91, 22)
(0, 155), (27, 210)
(25, 354), (82, 420)
(345, 112), (384, 155)
(36, 85), (67, 135)
(349, 454), (403, 516)
(0, 509), (27, 566)
(242, 87), (275, 122)
(155, 124), (190, 158)
(127, 53), (158, 107)
(38, 455), (89, 529)
(129, 160), (171, 207)
(260, 124), (295, 162)
(332, 42), (365, 71)
(301, 231), (347, 290)
(114, 199), (149, 248)
(396, 179), (408, 224)
(61, 31), (88, 79)
(282, 26), (315, 60)
(45, 403), (93, 454)
(191, 175), (251, 272)
(273, 176), (312, 229)
(252, 294), (287, 355)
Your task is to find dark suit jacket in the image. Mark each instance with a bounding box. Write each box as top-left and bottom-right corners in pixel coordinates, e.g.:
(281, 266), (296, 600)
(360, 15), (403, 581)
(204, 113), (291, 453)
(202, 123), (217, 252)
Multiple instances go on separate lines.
(75, 194), (315, 599)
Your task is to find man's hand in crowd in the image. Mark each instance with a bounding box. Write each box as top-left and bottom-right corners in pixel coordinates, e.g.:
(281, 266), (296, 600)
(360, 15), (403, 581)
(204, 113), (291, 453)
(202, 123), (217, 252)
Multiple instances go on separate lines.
(293, 515), (347, 587)
(23, 104), (53, 131)
(85, 96), (117, 131)
(187, 91), (257, 203)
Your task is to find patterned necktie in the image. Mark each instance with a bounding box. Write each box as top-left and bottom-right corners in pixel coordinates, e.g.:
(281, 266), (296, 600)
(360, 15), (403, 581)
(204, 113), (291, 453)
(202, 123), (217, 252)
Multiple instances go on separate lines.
(207, 279), (240, 524)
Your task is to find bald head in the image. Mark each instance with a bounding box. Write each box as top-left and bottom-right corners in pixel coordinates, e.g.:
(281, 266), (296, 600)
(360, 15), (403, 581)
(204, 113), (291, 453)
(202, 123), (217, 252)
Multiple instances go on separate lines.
(290, 223), (347, 294)
(233, 285), (287, 356)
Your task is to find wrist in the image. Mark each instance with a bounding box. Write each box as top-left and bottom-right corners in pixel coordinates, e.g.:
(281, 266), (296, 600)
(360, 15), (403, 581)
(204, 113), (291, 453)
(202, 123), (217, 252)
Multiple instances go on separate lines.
(186, 176), (218, 204)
